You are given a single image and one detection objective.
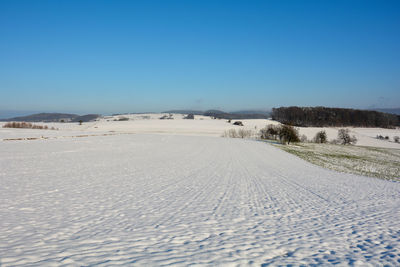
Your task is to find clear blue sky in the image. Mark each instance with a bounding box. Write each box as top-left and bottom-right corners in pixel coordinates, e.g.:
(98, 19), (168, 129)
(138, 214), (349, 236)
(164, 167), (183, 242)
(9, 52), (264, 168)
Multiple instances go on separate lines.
(1, 0), (399, 115)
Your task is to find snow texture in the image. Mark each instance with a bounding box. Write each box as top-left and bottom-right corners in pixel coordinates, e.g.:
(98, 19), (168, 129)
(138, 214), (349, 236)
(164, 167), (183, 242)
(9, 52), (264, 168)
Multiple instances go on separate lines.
(1, 134), (400, 266)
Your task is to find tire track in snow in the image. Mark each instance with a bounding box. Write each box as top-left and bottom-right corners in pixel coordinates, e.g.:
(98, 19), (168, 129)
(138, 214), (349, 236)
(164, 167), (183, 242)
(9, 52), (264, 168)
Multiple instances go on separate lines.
(1, 134), (400, 266)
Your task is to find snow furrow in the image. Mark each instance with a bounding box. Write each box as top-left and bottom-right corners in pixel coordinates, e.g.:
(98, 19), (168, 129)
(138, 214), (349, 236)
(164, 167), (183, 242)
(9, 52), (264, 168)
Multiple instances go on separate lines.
(1, 134), (400, 266)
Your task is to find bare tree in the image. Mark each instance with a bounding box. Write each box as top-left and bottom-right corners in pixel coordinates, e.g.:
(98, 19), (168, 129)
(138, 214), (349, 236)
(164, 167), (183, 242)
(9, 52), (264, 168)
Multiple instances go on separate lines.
(337, 129), (357, 145)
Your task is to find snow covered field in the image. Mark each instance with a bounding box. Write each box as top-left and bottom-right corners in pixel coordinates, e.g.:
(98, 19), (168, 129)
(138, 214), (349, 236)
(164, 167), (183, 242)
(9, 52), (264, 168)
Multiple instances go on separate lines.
(1, 113), (400, 148)
(1, 133), (400, 266)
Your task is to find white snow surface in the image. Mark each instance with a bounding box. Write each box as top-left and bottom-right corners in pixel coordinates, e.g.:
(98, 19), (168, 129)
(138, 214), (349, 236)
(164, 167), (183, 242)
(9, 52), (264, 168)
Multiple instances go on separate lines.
(1, 113), (399, 148)
(1, 134), (400, 266)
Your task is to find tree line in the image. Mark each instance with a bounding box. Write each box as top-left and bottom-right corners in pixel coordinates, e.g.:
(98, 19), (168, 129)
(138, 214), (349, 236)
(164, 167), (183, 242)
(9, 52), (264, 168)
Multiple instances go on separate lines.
(272, 106), (399, 128)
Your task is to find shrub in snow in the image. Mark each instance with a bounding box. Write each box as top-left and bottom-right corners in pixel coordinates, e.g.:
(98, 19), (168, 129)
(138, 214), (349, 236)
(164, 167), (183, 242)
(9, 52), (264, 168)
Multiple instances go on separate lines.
(222, 129), (253, 139)
(183, 114), (194, 119)
(337, 129), (357, 145)
(233, 121), (244, 126)
(313, 130), (327, 143)
(2, 121), (53, 130)
(260, 124), (279, 140)
(222, 129), (238, 138)
(260, 124), (300, 144)
(394, 136), (399, 143)
(238, 129), (252, 138)
(278, 125), (300, 145)
(159, 114), (173, 120)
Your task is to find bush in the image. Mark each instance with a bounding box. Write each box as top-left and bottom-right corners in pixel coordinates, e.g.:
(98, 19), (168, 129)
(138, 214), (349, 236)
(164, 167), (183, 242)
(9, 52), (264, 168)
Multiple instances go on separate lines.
(183, 114), (194, 119)
(238, 129), (252, 138)
(300, 134), (308, 143)
(313, 130), (327, 143)
(222, 129), (238, 138)
(394, 136), (399, 143)
(233, 121), (244, 126)
(259, 124), (300, 144)
(278, 124), (300, 144)
(260, 124), (279, 140)
(160, 114), (173, 120)
(222, 128), (252, 139)
(2, 121), (54, 130)
(337, 129), (357, 145)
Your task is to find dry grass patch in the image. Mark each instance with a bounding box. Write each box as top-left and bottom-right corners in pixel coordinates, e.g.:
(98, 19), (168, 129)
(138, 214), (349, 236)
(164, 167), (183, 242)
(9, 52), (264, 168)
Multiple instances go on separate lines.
(275, 143), (400, 181)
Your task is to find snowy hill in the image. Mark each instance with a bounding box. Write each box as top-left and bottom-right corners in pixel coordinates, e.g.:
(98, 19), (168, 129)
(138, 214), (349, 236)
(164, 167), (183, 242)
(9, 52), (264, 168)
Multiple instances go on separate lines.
(2, 113), (100, 122)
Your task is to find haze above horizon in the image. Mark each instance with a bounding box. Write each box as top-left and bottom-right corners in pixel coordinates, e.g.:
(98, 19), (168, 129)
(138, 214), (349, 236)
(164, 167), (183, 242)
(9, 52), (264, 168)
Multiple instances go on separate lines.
(1, 0), (399, 114)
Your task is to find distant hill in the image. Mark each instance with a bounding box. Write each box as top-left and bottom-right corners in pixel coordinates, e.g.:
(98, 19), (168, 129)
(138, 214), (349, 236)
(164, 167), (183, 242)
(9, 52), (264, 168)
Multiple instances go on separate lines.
(231, 109), (270, 115)
(204, 110), (270, 119)
(164, 109), (270, 119)
(0, 110), (39, 120)
(163, 110), (204, 115)
(203, 109), (225, 115)
(3, 113), (100, 122)
(71, 114), (101, 122)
